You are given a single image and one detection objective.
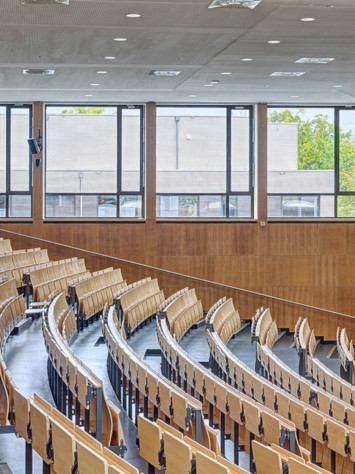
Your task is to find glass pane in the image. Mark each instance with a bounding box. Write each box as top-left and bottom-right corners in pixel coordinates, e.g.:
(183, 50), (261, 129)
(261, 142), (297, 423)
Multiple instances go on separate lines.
(8, 195), (31, 217)
(11, 108), (30, 191)
(229, 195), (252, 218)
(338, 196), (355, 217)
(267, 195), (335, 217)
(0, 108), (6, 193)
(231, 109), (250, 192)
(45, 195), (117, 218)
(0, 195), (5, 217)
(119, 195), (142, 218)
(267, 108), (335, 197)
(339, 110), (355, 192)
(122, 109), (141, 191)
(156, 195), (226, 218)
(157, 107), (227, 194)
(46, 106), (117, 194)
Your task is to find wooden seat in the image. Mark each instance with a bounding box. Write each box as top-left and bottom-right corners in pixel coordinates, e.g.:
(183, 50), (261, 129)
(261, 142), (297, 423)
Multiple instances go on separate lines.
(51, 419), (76, 473)
(164, 431), (192, 474)
(137, 415), (163, 470)
(252, 440), (282, 474)
(195, 451), (229, 473)
(76, 440), (108, 474)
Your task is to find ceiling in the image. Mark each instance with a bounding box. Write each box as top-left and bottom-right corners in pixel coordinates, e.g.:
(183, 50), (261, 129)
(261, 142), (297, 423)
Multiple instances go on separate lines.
(1, 0), (355, 104)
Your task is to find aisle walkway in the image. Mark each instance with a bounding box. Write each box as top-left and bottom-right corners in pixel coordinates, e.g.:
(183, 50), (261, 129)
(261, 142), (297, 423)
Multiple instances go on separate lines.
(1, 317), (52, 473)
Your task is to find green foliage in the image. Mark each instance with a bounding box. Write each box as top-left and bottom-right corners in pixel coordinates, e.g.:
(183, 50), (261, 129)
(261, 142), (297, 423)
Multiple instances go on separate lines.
(60, 106), (105, 115)
(270, 108), (355, 216)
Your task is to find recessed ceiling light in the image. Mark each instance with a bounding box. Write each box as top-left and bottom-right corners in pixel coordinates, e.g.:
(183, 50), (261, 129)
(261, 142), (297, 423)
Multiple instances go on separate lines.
(221, 72), (232, 75)
(114, 37), (127, 42)
(150, 70), (181, 76)
(241, 58), (254, 62)
(96, 71), (108, 74)
(126, 13), (141, 18)
(188, 95), (197, 98)
(334, 85), (343, 88)
(104, 56), (116, 60)
(210, 80), (220, 84)
(85, 94), (93, 97)
(268, 40), (280, 44)
(296, 57), (334, 64)
(208, 0), (262, 8)
(270, 72), (305, 77)
(90, 83), (100, 86)
(204, 84), (214, 87)
(300, 17), (315, 22)
(290, 95), (299, 98)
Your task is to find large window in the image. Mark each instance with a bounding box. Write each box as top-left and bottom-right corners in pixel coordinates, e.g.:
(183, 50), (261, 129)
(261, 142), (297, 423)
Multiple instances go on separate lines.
(45, 105), (144, 218)
(268, 107), (355, 218)
(156, 106), (253, 218)
(268, 107), (333, 217)
(0, 106), (32, 218)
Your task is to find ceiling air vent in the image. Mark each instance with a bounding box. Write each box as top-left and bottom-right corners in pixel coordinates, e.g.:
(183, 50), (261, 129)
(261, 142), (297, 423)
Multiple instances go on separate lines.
(209, 0), (262, 9)
(21, 0), (69, 5)
(23, 69), (55, 75)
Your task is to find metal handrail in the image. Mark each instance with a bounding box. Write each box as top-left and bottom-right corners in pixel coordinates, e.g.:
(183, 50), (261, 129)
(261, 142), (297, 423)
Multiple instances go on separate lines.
(0, 227), (354, 321)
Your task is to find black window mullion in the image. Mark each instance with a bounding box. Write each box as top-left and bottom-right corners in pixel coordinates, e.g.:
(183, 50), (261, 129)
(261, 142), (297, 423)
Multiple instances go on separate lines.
(226, 107), (232, 218)
(117, 106), (122, 218)
(5, 106), (11, 217)
(334, 107), (340, 217)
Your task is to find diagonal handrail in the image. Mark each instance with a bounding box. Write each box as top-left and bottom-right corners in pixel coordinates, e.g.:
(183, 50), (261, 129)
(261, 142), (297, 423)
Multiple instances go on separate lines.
(0, 227), (354, 321)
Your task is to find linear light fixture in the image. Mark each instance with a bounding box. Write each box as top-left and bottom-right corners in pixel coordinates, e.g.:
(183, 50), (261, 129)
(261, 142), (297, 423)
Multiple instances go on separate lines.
(296, 58), (334, 64)
(150, 71), (181, 76)
(209, 0), (262, 8)
(270, 72), (305, 77)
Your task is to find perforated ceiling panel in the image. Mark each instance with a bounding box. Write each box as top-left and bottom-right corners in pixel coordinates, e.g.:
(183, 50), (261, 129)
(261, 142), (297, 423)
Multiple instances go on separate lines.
(0, 0), (354, 102)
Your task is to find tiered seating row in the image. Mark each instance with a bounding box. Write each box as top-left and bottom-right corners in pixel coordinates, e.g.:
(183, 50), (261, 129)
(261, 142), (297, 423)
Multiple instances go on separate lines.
(0, 238), (12, 254)
(117, 278), (164, 335)
(0, 293), (136, 473)
(208, 297), (241, 345)
(137, 415), (249, 473)
(102, 304), (215, 451)
(337, 327), (355, 384)
(163, 288), (200, 333)
(33, 259), (89, 302)
(43, 293), (125, 450)
(0, 279), (18, 314)
(156, 292), (299, 468)
(0, 249), (49, 287)
(208, 302), (355, 472)
(295, 318), (355, 405)
(14, 390), (139, 474)
(75, 268), (126, 321)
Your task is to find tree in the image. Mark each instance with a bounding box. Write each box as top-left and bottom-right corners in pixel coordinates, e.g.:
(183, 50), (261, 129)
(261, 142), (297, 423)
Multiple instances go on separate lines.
(60, 106), (105, 115)
(269, 108), (355, 216)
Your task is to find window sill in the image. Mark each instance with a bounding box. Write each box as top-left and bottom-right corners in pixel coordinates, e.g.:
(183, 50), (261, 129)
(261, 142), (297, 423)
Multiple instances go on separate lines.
(267, 217), (355, 223)
(156, 218), (257, 223)
(43, 218), (146, 223)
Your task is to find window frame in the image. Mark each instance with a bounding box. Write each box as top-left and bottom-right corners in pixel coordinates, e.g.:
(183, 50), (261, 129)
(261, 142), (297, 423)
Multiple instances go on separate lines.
(44, 104), (145, 219)
(267, 105), (355, 219)
(0, 104), (33, 218)
(156, 104), (255, 219)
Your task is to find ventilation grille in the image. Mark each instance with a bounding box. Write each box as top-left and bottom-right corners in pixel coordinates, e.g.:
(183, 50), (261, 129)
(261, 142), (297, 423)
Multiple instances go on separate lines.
(23, 69), (55, 75)
(21, 0), (69, 5)
(209, 0), (262, 8)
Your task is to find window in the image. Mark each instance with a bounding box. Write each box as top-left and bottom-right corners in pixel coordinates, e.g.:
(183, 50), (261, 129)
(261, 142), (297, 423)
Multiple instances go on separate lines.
(268, 106), (355, 218)
(267, 107), (335, 217)
(0, 106), (32, 218)
(45, 105), (144, 218)
(156, 106), (253, 218)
